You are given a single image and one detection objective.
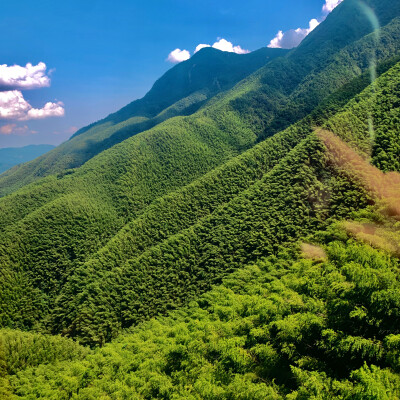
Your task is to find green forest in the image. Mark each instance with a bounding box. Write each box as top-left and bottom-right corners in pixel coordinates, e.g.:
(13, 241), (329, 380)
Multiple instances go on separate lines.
(1, 0), (400, 398)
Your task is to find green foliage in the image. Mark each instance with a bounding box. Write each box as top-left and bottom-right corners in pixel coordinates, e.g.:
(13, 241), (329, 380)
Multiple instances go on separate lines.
(2, 1), (400, 397)
(324, 53), (400, 171)
(25, 54), (400, 344)
(5, 240), (400, 398)
(0, 329), (89, 376)
(0, 330), (89, 400)
(0, 268), (45, 330)
(51, 132), (370, 346)
(3, 15), (400, 341)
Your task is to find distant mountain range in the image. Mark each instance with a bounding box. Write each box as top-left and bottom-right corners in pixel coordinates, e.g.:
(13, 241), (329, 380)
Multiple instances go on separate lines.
(0, 144), (54, 174)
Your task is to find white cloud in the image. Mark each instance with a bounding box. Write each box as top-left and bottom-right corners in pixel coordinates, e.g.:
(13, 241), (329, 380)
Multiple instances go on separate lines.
(267, 0), (343, 50)
(195, 44), (211, 53)
(268, 18), (319, 49)
(195, 39), (249, 54)
(27, 101), (65, 119)
(323, 0), (343, 13)
(309, 18), (320, 31)
(167, 48), (191, 63)
(0, 61), (65, 122)
(0, 62), (51, 91)
(0, 123), (32, 135)
(211, 39), (250, 54)
(0, 90), (64, 121)
(169, 38), (250, 62)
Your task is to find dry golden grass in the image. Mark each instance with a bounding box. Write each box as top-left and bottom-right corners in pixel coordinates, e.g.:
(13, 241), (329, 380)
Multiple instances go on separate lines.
(343, 221), (400, 256)
(316, 129), (400, 256)
(316, 129), (400, 219)
(301, 243), (327, 261)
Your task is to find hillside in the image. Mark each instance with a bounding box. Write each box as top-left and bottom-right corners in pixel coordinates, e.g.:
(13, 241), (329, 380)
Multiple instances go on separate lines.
(4, 237), (400, 398)
(2, 0), (400, 197)
(1, 0), (400, 397)
(1, 0), (400, 336)
(0, 47), (288, 195)
(46, 58), (400, 345)
(3, 34), (400, 400)
(0, 145), (54, 174)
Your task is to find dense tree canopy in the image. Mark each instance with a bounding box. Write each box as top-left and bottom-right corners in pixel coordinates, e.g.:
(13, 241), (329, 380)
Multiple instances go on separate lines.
(1, 0), (400, 397)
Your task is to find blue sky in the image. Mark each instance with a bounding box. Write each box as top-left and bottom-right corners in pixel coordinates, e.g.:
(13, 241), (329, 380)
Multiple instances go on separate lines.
(0, 0), (339, 148)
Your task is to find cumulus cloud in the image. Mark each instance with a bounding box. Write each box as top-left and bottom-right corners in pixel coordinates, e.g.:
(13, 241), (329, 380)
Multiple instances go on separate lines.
(168, 38), (250, 63)
(0, 90), (65, 121)
(195, 44), (211, 53)
(0, 123), (32, 136)
(323, 0), (343, 13)
(268, 18), (319, 49)
(27, 101), (65, 119)
(0, 61), (64, 125)
(0, 62), (51, 91)
(211, 39), (249, 54)
(167, 49), (191, 63)
(267, 0), (344, 50)
(195, 39), (249, 54)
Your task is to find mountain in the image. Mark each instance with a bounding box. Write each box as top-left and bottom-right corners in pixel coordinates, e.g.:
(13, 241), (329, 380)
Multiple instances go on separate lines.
(2, 0), (400, 397)
(4, 46), (400, 400)
(0, 47), (288, 196)
(0, 144), (54, 174)
(73, 47), (288, 134)
(1, 0), (400, 334)
(1, 0), (399, 198)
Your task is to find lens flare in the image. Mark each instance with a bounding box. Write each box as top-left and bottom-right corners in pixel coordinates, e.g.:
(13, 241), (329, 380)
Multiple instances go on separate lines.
(356, 1), (381, 144)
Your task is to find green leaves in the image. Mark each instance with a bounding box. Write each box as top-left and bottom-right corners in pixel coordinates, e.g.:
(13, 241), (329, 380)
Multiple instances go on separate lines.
(4, 239), (400, 398)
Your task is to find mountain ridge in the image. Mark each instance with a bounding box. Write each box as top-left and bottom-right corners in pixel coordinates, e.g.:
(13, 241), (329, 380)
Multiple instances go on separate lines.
(3, 0), (400, 197)
(4, 55), (400, 396)
(1, 0), (400, 326)
(0, 47), (288, 196)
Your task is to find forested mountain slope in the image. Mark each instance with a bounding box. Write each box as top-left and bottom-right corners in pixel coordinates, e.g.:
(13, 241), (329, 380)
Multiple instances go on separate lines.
(1, 0), (400, 343)
(0, 1), (398, 232)
(72, 47), (285, 133)
(46, 58), (400, 346)
(5, 238), (400, 399)
(0, 47), (287, 194)
(2, 0), (400, 397)
(1, 0), (399, 197)
(3, 54), (400, 400)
